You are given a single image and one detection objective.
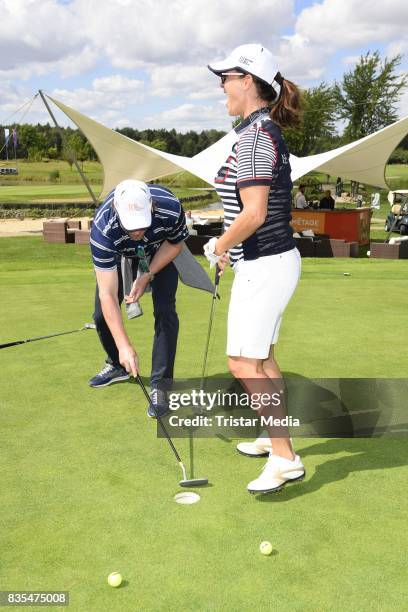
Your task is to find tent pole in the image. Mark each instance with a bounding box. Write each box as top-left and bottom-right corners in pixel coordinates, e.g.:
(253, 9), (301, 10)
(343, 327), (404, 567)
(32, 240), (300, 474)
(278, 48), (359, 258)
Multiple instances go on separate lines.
(38, 89), (98, 206)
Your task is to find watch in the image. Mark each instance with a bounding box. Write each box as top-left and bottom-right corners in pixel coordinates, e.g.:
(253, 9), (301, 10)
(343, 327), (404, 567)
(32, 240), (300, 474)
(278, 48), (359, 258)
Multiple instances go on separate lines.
(147, 271), (155, 282)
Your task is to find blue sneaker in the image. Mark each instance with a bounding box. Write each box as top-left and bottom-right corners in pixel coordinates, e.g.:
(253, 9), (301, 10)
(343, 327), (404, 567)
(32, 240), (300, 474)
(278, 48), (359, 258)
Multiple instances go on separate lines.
(147, 388), (170, 418)
(89, 363), (129, 388)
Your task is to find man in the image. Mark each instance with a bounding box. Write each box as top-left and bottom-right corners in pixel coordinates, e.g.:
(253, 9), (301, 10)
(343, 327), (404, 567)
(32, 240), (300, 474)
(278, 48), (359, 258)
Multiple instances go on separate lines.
(319, 189), (335, 210)
(89, 179), (189, 418)
(335, 177), (343, 197)
(294, 184), (308, 209)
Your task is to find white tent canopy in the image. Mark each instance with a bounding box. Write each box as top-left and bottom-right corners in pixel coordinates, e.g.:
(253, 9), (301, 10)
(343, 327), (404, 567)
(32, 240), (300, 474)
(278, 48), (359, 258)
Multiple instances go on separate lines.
(47, 94), (408, 197)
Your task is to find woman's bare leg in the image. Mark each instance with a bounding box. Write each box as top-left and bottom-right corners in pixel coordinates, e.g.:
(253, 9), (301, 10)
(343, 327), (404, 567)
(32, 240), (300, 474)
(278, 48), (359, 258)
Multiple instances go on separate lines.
(260, 345), (295, 460)
(228, 353), (294, 460)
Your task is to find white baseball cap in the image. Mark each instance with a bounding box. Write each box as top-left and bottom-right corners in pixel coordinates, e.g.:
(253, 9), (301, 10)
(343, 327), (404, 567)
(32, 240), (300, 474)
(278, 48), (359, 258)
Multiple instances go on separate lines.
(113, 179), (152, 231)
(208, 43), (280, 87)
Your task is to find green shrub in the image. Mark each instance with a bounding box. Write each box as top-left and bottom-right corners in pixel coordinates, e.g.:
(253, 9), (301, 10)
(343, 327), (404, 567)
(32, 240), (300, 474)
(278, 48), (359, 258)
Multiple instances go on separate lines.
(49, 170), (60, 183)
(388, 148), (408, 164)
(27, 147), (43, 162)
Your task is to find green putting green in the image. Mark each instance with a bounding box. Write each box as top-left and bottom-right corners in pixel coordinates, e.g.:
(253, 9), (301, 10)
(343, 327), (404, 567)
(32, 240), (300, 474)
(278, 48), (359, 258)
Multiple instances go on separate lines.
(0, 238), (407, 611)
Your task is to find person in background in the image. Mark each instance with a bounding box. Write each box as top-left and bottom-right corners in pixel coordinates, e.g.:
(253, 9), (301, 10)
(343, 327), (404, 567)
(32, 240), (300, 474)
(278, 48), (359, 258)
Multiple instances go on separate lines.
(319, 189), (335, 210)
(335, 176), (343, 197)
(294, 184), (308, 208)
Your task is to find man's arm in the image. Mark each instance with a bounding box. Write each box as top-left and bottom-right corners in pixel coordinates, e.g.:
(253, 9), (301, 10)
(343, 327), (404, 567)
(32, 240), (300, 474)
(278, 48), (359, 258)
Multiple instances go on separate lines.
(124, 240), (183, 304)
(95, 268), (139, 376)
(149, 239), (183, 274)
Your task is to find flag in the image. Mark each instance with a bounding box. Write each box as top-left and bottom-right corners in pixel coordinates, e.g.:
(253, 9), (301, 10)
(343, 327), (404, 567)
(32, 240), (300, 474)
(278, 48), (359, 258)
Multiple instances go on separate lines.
(12, 128), (17, 149)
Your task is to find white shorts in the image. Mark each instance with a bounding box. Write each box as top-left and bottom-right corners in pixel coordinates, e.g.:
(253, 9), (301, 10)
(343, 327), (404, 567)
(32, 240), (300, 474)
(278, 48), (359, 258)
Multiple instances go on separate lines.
(227, 248), (301, 359)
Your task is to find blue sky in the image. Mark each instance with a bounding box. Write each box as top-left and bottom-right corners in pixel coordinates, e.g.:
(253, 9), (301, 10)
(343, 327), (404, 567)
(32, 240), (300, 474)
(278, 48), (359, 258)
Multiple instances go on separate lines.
(0, 0), (407, 132)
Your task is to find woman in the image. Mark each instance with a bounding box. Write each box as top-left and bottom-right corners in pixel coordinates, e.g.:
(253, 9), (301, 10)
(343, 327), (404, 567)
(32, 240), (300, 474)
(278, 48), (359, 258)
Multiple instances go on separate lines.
(204, 43), (305, 494)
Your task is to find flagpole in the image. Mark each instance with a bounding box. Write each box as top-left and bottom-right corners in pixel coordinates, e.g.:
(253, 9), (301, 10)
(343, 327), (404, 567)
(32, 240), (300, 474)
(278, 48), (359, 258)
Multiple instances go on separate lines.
(12, 128), (18, 171)
(4, 129), (9, 161)
(38, 89), (98, 206)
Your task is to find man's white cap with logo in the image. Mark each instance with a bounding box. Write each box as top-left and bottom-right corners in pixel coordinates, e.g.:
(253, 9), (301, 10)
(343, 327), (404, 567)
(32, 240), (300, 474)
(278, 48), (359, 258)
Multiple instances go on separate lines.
(113, 179), (152, 231)
(208, 43), (281, 92)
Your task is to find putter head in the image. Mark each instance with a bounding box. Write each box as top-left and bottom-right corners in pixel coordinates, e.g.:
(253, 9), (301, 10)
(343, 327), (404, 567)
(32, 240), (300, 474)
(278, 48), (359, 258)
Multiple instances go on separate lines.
(179, 478), (208, 487)
(84, 323), (96, 329)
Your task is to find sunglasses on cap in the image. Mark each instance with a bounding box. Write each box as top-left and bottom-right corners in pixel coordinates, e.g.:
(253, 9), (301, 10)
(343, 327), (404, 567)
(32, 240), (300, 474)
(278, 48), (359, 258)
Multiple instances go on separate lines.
(220, 72), (246, 84)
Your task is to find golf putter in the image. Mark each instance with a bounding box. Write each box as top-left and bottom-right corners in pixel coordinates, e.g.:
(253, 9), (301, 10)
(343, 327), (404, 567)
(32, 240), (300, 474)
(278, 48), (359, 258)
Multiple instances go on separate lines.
(0, 323), (96, 350)
(200, 264), (221, 390)
(136, 374), (208, 488)
(197, 265), (231, 441)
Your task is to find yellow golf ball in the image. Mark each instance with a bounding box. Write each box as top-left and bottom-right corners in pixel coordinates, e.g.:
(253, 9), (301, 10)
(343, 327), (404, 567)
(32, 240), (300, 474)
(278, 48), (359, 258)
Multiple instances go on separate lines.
(107, 572), (122, 587)
(259, 541), (273, 556)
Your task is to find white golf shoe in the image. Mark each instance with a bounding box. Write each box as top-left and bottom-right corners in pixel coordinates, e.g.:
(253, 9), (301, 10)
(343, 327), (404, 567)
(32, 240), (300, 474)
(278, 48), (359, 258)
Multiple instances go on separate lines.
(247, 453), (305, 494)
(236, 437), (272, 457)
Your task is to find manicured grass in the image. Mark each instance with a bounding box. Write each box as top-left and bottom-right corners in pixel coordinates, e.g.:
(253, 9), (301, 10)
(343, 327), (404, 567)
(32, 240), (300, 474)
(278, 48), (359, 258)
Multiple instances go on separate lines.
(385, 163), (408, 189)
(0, 159), (102, 184)
(0, 184), (101, 203)
(0, 161), (215, 204)
(0, 185), (214, 205)
(0, 238), (407, 611)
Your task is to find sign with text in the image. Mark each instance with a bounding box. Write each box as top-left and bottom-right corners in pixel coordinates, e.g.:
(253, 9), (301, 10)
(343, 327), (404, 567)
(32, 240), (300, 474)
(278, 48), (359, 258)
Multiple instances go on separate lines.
(291, 211), (326, 234)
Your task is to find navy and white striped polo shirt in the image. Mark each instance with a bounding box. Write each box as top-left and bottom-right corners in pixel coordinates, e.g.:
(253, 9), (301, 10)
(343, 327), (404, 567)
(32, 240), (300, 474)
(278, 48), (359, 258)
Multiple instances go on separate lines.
(90, 184), (189, 271)
(214, 107), (295, 266)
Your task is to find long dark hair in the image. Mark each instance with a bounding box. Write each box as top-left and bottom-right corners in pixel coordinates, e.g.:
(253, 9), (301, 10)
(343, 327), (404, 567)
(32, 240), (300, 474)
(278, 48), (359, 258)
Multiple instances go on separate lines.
(253, 72), (302, 129)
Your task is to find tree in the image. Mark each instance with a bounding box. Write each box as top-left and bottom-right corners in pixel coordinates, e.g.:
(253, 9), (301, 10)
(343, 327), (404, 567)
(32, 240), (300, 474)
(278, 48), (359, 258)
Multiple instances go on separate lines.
(17, 124), (48, 158)
(140, 139), (167, 151)
(47, 146), (58, 159)
(334, 51), (407, 141)
(83, 140), (97, 161)
(62, 131), (87, 168)
(283, 83), (338, 156)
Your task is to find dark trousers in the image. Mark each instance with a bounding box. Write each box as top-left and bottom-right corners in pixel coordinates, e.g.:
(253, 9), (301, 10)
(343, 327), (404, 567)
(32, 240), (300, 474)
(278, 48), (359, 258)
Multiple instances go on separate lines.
(93, 260), (179, 390)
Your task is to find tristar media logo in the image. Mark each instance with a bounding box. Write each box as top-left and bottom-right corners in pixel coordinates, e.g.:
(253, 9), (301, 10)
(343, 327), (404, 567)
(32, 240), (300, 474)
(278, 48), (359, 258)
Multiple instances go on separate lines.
(239, 55), (253, 66)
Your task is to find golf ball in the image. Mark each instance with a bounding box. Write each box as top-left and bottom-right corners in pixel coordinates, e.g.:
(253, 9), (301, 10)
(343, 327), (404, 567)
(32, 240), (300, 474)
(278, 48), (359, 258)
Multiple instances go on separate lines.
(343, 272), (350, 276)
(259, 541), (273, 556)
(107, 572), (122, 587)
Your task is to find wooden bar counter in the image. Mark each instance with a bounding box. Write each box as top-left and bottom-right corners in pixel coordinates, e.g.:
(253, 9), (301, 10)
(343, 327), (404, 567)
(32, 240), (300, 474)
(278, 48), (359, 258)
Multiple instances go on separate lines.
(291, 207), (373, 245)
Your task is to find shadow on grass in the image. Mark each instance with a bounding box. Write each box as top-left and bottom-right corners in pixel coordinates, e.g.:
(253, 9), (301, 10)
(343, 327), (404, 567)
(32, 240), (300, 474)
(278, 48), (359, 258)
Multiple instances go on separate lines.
(255, 437), (408, 503)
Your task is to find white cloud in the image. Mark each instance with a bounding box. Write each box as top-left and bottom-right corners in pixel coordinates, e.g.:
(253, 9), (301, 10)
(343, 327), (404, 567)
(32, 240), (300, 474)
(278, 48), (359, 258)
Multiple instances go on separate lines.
(0, 0), (295, 84)
(0, 0), (87, 72)
(342, 55), (361, 66)
(145, 102), (232, 132)
(56, 46), (99, 79)
(0, 81), (31, 121)
(385, 40), (408, 80)
(397, 90), (408, 119)
(92, 75), (144, 93)
(295, 0), (408, 47)
(272, 0), (408, 87)
(75, 0), (295, 68)
(148, 64), (223, 100)
(113, 116), (132, 129)
(272, 34), (326, 82)
(48, 79), (145, 126)
(1, 0), (408, 131)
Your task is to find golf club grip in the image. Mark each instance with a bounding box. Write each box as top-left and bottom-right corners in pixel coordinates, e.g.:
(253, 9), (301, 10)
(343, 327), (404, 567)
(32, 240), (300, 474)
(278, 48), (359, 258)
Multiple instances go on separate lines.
(215, 264), (221, 286)
(136, 374), (182, 463)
